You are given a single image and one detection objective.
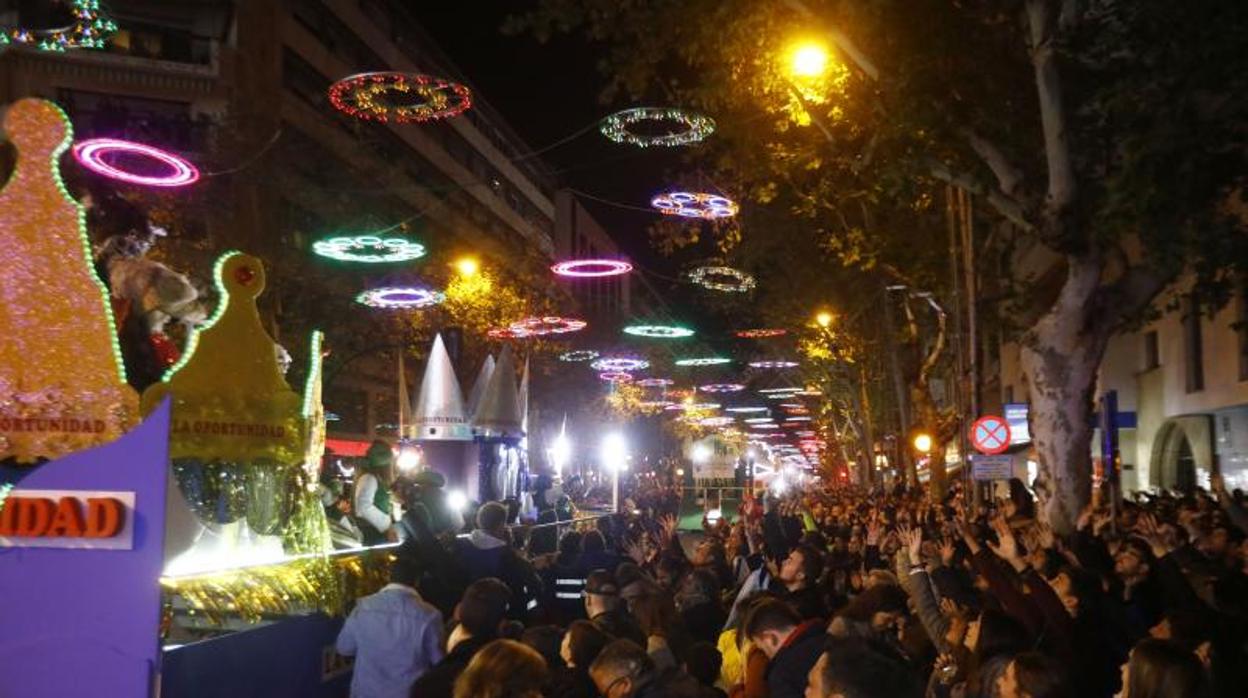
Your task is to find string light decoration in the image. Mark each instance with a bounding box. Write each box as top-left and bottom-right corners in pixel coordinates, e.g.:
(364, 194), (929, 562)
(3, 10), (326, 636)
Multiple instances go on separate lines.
(751, 424), (780, 430)
(599, 372), (634, 383)
(759, 387), (802, 394)
(599, 107), (715, 147)
(487, 327), (530, 340)
(744, 417), (775, 424)
(0, 1), (117, 51)
(749, 360), (800, 369)
(726, 406), (768, 413)
(636, 377), (674, 387)
(355, 286), (444, 309)
(683, 402), (721, 411)
(312, 235), (425, 263)
(674, 357), (731, 367)
(735, 328), (787, 338)
(591, 357), (650, 372)
(699, 383), (745, 393)
(329, 72), (471, 123)
(785, 416), (813, 422)
(699, 416), (734, 427)
(688, 266), (756, 293)
(72, 138), (199, 187)
(623, 324), (695, 339)
(559, 350), (599, 362)
(551, 259), (633, 278)
(509, 316), (587, 336)
(651, 192), (738, 219)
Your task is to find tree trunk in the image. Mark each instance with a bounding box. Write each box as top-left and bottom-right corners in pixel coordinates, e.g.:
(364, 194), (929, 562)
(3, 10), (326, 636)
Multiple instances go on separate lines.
(1018, 256), (1110, 533)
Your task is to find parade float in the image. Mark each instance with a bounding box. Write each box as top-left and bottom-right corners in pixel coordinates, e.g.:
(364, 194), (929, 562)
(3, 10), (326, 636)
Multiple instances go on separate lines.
(0, 98), (388, 698)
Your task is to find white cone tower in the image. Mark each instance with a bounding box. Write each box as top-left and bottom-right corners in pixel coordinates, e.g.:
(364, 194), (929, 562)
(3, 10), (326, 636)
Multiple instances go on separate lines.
(519, 356), (531, 436)
(466, 354), (495, 418)
(473, 345), (523, 437)
(412, 333), (470, 440)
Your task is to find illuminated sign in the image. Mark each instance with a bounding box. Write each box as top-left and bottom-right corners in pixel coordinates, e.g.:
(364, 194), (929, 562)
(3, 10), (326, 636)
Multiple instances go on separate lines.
(1004, 403), (1030, 444)
(0, 489), (135, 550)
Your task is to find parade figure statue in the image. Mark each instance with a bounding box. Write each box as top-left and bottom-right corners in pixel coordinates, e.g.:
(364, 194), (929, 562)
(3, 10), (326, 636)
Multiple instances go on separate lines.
(354, 440), (398, 545)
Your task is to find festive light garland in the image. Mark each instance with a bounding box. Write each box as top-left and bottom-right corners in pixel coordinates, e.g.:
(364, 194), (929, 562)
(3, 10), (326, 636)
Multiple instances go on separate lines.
(591, 357), (650, 372)
(725, 406), (769, 413)
(699, 416), (735, 427)
(758, 387), (802, 394)
(487, 327), (530, 340)
(598, 371), (633, 383)
(312, 235), (425, 263)
(780, 403), (804, 409)
(72, 138), (199, 187)
(0, 1), (116, 51)
(699, 383), (745, 393)
(784, 416), (813, 422)
(651, 192), (738, 219)
(599, 107), (715, 147)
(328, 72), (471, 123)
(559, 350), (599, 362)
(749, 360), (800, 369)
(674, 357), (731, 367)
(355, 286), (444, 309)
(687, 266), (756, 293)
(509, 316), (587, 336)
(798, 389), (823, 396)
(682, 402), (721, 411)
(744, 417), (775, 424)
(636, 377), (674, 387)
(735, 328), (788, 338)
(623, 324), (695, 339)
(751, 424), (781, 430)
(551, 259), (633, 278)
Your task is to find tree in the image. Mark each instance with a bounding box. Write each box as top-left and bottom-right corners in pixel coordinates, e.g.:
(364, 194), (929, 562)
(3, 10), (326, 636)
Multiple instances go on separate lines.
(513, 0), (1248, 529)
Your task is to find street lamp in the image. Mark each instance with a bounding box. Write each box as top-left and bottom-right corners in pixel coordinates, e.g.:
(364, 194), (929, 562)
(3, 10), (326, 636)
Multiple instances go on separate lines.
(789, 41), (830, 78)
(549, 431), (571, 480)
(815, 311), (834, 328)
(691, 442), (712, 465)
(454, 257), (479, 277)
(601, 432), (628, 513)
(913, 433), (933, 455)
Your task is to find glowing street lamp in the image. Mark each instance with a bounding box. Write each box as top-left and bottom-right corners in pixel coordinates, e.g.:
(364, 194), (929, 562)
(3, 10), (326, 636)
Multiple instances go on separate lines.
(454, 257), (480, 277)
(789, 41), (830, 78)
(691, 442), (712, 465)
(913, 433), (933, 454)
(815, 311), (834, 328)
(549, 431), (572, 480)
(601, 432), (629, 513)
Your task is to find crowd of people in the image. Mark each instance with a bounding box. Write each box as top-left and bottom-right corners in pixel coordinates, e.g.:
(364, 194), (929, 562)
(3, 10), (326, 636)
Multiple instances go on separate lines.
(332, 468), (1248, 698)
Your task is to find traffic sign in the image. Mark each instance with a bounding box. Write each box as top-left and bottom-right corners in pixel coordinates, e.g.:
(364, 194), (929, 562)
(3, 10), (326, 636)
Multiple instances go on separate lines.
(970, 415), (1011, 455)
(970, 454), (1013, 481)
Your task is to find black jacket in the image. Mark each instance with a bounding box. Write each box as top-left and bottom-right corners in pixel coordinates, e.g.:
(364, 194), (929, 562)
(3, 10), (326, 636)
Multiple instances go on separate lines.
(408, 634), (491, 698)
(766, 620), (827, 698)
(591, 608), (647, 647)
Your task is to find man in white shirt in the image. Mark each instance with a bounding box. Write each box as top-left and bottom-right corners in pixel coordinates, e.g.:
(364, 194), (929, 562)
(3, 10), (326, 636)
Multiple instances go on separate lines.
(354, 440), (398, 545)
(336, 556), (443, 698)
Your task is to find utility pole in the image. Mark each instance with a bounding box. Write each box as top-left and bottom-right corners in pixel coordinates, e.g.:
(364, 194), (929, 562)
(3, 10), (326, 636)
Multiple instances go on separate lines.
(947, 185), (972, 504)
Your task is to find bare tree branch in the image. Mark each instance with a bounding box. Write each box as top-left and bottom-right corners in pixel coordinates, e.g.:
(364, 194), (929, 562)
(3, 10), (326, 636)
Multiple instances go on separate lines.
(925, 158), (1035, 232)
(1097, 262), (1175, 330)
(962, 128), (1025, 198)
(779, 0), (881, 81)
(1025, 0), (1077, 217)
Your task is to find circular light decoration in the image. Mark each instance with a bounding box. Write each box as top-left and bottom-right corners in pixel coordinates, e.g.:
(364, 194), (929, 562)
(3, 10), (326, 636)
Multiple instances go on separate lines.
(759, 387), (802, 394)
(640, 400), (677, 409)
(488, 327), (531, 340)
(785, 416), (813, 423)
(699, 416), (735, 427)
(749, 360), (800, 369)
(683, 402), (721, 411)
(312, 235), (426, 263)
(735, 328), (788, 339)
(0, 0), (117, 51)
(699, 383), (745, 394)
(780, 403), (805, 409)
(551, 259), (633, 278)
(599, 107), (715, 147)
(688, 266), (756, 293)
(72, 138), (199, 187)
(798, 389), (823, 397)
(560, 350), (599, 363)
(624, 324), (695, 339)
(599, 372), (634, 383)
(510, 316), (587, 336)
(675, 356), (731, 367)
(356, 286), (444, 309)
(726, 406), (769, 413)
(651, 191), (739, 220)
(329, 71), (471, 123)
(636, 377), (674, 388)
(744, 417), (775, 424)
(751, 424), (781, 430)
(591, 357), (650, 372)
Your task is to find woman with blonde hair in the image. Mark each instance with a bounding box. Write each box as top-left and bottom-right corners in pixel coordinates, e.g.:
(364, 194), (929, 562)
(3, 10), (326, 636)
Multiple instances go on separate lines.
(452, 639), (548, 698)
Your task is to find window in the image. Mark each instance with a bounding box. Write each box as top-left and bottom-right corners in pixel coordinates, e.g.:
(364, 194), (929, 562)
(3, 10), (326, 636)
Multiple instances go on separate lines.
(1184, 293), (1204, 393)
(1143, 331), (1160, 371)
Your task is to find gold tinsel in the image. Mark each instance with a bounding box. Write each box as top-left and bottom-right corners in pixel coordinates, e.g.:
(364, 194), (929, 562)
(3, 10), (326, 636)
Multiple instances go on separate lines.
(161, 549), (392, 626)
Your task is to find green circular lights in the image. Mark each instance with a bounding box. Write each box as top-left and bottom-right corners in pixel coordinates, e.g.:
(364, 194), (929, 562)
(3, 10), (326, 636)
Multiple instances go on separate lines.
(623, 324), (695, 339)
(675, 357), (731, 367)
(313, 235), (426, 263)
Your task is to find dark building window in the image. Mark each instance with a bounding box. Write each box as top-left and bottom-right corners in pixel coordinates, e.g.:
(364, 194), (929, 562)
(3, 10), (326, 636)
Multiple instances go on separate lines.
(1143, 331), (1160, 371)
(1184, 294), (1204, 393)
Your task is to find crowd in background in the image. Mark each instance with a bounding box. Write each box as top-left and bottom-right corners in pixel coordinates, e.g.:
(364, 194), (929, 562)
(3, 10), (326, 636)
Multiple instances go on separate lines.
(332, 460), (1248, 698)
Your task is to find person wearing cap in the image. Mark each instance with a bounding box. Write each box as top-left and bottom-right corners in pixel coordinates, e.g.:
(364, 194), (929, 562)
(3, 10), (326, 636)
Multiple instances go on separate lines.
(585, 569), (647, 647)
(355, 440), (399, 545)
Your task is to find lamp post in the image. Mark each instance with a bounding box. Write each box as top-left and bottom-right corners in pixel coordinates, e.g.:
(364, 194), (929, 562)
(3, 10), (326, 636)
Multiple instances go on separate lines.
(601, 432), (628, 513)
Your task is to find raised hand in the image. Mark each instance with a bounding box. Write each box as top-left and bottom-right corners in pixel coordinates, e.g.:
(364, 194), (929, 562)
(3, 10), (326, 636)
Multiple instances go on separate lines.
(899, 524), (923, 563)
(1077, 502), (1096, 532)
(954, 519), (981, 555)
(1036, 521), (1056, 550)
(624, 538), (649, 566)
(940, 536), (956, 567)
(986, 516), (1024, 569)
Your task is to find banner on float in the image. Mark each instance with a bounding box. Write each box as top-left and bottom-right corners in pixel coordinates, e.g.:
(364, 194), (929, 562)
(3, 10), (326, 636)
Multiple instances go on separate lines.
(0, 489), (136, 549)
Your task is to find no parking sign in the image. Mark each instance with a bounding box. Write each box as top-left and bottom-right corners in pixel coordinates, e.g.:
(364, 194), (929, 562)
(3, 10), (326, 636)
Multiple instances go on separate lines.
(970, 415), (1012, 455)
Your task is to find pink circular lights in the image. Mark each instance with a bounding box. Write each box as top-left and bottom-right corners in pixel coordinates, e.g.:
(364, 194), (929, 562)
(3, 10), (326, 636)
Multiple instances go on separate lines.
(509, 316), (587, 336)
(749, 360), (800, 369)
(699, 383), (746, 393)
(551, 259), (634, 278)
(72, 138), (200, 187)
(599, 371), (634, 383)
(636, 377), (674, 388)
